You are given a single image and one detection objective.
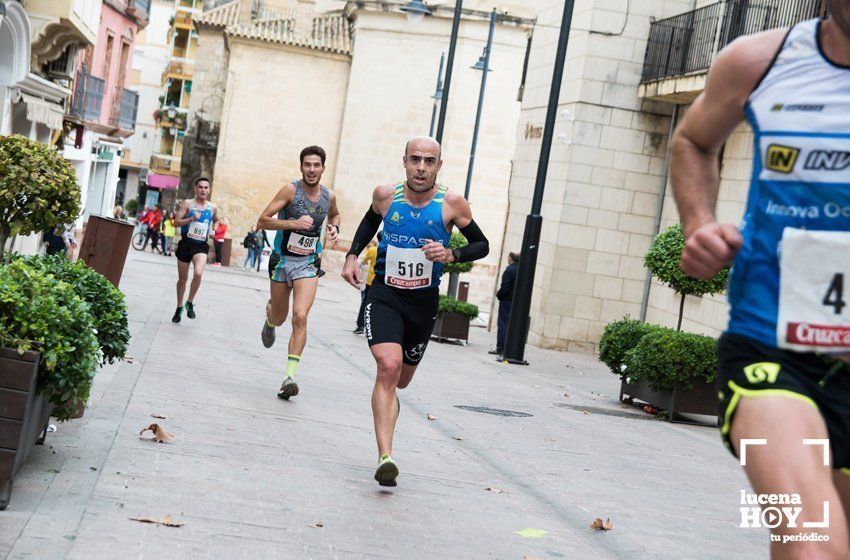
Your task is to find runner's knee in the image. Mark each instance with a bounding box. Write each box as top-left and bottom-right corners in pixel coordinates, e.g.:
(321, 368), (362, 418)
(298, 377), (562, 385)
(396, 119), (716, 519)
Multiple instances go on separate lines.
(291, 311), (308, 330)
(376, 356), (402, 385)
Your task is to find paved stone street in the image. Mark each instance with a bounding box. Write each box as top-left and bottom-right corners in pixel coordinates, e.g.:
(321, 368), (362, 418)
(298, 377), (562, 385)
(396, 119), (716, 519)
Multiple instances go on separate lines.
(1, 252), (763, 559)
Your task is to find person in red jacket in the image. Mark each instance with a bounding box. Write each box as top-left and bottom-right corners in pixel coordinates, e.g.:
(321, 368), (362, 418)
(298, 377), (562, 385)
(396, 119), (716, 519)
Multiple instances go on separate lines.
(211, 217), (227, 266)
(142, 206), (163, 252)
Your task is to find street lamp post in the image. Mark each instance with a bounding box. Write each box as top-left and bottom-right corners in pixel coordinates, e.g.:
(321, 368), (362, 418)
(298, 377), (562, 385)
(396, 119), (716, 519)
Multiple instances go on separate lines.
(434, 0), (463, 144)
(502, 0), (577, 365)
(429, 52), (445, 137)
(464, 8), (495, 201)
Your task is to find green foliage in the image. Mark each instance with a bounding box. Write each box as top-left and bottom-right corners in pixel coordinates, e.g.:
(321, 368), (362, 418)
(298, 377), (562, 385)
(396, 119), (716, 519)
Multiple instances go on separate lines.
(598, 317), (660, 379)
(0, 260), (99, 420)
(443, 232), (474, 275)
(0, 134), (80, 240)
(623, 328), (717, 393)
(438, 295), (479, 319)
(644, 224), (729, 296)
(125, 199), (139, 215)
(20, 255), (129, 365)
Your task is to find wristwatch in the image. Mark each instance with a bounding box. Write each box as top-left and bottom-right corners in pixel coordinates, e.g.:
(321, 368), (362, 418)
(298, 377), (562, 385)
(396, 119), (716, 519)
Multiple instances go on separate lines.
(451, 248), (461, 262)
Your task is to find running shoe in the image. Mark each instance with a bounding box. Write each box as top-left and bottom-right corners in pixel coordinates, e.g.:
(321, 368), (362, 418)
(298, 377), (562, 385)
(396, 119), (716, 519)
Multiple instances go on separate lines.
(262, 320), (276, 348)
(277, 376), (299, 400)
(171, 306), (183, 324)
(186, 301), (196, 319)
(374, 454), (399, 487)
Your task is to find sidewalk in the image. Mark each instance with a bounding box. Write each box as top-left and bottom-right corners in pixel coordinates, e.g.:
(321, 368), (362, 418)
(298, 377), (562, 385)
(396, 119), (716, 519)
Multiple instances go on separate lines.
(0, 252), (763, 559)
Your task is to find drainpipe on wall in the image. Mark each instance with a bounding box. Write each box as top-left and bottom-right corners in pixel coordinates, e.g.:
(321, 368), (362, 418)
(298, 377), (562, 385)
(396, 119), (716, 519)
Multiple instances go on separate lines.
(639, 104), (679, 322)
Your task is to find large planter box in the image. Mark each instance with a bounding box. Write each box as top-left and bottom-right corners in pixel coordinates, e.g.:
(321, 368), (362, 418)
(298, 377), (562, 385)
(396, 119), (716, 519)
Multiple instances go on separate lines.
(619, 375), (717, 424)
(0, 347), (52, 509)
(432, 311), (471, 343)
(79, 215), (134, 287)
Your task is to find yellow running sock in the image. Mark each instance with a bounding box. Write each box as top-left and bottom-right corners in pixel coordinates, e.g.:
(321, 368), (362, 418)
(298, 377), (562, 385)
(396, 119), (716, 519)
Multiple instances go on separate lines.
(286, 355), (300, 378)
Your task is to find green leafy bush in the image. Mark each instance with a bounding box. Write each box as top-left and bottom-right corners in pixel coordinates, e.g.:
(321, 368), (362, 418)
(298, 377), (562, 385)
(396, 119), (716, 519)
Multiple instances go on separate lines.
(443, 232), (474, 275)
(0, 260), (99, 420)
(20, 254), (129, 364)
(0, 135), (80, 257)
(125, 199), (139, 215)
(439, 295), (479, 319)
(644, 224), (729, 297)
(598, 317), (661, 379)
(622, 328), (717, 393)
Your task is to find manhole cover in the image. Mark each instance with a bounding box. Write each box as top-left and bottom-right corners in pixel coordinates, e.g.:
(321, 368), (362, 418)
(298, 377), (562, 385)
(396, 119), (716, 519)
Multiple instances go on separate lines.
(454, 405), (533, 417)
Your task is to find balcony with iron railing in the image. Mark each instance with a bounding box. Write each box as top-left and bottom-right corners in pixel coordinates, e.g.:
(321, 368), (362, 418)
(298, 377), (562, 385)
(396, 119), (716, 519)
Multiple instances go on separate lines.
(639, 0), (826, 103)
(110, 88), (139, 132)
(150, 153), (182, 175)
(68, 69), (106, 123)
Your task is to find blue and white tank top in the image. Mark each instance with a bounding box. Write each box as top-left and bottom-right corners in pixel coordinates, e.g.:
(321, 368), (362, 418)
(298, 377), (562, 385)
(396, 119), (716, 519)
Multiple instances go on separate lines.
(375, 183), (452, 290)
(728, 19), (850, 351)
(180, 201), (214, 244)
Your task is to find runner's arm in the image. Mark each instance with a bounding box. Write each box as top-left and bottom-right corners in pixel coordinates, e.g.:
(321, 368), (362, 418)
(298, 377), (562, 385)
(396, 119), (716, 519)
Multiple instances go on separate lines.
(346, 186), (393, 257)
(172, 201), (194, 227)
(257, 184), (300, 231)
(447, 193), (489, 263)
(671, 31), (784, 236)
(326, 190), (341, 244)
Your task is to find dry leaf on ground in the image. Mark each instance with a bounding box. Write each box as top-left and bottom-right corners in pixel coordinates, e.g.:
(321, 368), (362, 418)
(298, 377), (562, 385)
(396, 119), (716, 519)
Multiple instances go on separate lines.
(308, 522), (324, 528)
(150, 414), (167, 420)
(451, 436), (463, 441)
(590, 518), (613, 531)
(582, 410), (590, 415)
(485, 487), (505, 494)
(139, 424), (174, 443)
(523, 557), (543, 560)
(563, 393), (570, 398)
(426, 414), (437, 421)
(131, 515), (184, 527)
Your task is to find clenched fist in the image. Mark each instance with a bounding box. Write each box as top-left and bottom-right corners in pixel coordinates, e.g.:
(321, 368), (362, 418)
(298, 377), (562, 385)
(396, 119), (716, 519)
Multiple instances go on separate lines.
(681, 222), (743, 279)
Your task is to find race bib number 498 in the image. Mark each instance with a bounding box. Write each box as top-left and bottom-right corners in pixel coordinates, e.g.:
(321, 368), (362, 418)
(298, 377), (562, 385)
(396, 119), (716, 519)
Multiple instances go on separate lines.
(287, 232), (317, 255)
(778, 228), (850, 351)
(385, 246), (432, 289)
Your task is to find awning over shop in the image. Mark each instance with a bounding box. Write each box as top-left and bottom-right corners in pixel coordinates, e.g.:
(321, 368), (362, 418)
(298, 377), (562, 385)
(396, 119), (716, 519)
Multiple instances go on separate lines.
(147, 173), (179, 190)
(15, 91), (65, 130)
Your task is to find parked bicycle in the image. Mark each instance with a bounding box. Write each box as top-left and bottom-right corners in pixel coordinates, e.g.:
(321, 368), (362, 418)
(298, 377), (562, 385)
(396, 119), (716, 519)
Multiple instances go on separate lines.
(131, 223), (162, 254)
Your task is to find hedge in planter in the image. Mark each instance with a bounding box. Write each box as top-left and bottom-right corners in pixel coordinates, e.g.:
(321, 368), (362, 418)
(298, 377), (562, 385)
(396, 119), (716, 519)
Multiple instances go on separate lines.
(438, 295), (479, 319)
(598, 317), (660, 379)
(622, 328), (717, 393)
(0, 260), (99, 420)
(19, 254), (129, 365)
(644, 224), (729, 330)
(0, 135), (81, 259)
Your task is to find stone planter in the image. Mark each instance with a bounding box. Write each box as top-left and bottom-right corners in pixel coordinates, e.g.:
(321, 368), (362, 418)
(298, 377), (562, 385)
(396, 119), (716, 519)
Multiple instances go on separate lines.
(432, 311), (471, 343)
(619, 375), (717, 424)
(0, 347), (52, 510)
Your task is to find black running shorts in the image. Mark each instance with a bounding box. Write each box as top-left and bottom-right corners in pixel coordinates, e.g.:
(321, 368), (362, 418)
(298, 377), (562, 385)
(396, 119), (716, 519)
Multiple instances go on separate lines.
(175, 238), (210, 263)
(364, 280), (439, 366)
(717, 332), (850, 471)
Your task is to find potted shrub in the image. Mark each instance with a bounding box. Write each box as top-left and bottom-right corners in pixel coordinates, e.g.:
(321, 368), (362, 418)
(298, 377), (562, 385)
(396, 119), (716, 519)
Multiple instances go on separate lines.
(0, 134), (81, 260)
(432, 296), (480, 343)
(432, 232), (477, 342)
(0, 260), (99, 508)
(643, 224), (729, 330)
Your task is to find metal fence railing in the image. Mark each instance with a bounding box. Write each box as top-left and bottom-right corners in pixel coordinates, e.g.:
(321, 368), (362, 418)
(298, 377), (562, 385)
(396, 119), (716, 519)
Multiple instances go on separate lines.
(641, 0), (826, 83)
(69, 69), (106, 122)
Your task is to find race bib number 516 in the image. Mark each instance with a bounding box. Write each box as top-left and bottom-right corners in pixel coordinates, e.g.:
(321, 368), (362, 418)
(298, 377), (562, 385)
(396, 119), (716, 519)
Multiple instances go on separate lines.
(385, 246), (432, 289)
(778, 228), (850, 351)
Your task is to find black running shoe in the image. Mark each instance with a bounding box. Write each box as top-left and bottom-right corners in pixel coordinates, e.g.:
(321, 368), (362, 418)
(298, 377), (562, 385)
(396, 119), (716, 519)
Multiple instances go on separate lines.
(171, 306), (183, 324)
(186, 301), (196, 319)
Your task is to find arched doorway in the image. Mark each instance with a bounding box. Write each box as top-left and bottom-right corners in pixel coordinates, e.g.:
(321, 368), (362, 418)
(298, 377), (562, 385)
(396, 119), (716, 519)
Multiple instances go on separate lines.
(0, 1), (31, 134)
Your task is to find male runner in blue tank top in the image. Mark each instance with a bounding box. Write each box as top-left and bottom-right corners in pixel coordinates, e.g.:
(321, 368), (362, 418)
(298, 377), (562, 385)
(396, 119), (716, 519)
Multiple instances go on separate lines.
(257, 146), (340, 400)
(172, 177), (218, 324)
(342, 137), (489, 487)
(672, 4), (850, 555)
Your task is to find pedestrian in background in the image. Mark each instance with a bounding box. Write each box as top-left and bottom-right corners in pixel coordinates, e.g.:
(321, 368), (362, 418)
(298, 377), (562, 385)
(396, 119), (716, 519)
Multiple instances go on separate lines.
(212, 217), (228, 266)
(42, 225), (67, 256)
(490, 252), (519, 357)
(142, 206), (163, 251)
(353, 232), (380, 334)
(242, 225), (259, 270)
(256, 228), (270, 272)
(163, 212), (176, 256)
(113, 205), (124, 220)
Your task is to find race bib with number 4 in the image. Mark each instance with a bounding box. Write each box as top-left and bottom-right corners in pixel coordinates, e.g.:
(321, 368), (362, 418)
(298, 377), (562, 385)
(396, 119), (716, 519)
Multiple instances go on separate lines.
(287, 232), (318, 255)
(385, 245), (432, 289)
(777, 227), (850, 351)
(187, 220), (209, 241)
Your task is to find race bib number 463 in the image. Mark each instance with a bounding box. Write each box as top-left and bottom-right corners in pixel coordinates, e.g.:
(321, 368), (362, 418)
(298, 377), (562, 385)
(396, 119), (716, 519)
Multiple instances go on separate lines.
(385, 246), (432, 289)
(778, 228), (850, 351)
(287, 232), (317, 255)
